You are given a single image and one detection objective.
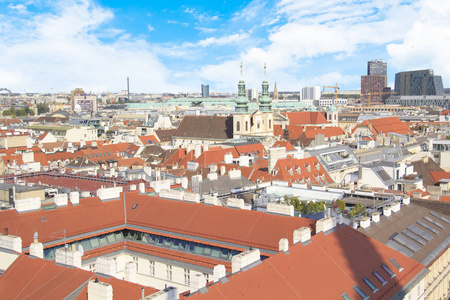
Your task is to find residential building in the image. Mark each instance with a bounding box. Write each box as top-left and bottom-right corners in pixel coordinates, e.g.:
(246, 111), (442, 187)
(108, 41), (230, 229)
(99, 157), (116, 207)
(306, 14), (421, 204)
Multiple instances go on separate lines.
(300, 86), (321, 100)
(361, 60), (388, 105)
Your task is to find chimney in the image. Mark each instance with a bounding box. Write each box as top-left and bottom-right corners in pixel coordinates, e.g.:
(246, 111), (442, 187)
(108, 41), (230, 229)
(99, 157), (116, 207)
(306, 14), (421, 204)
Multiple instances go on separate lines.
(231, 248), (260, 273)
(371, 212), (381, 223)
(30, 231), (43, 259)
(95, 257), (116, 277)
(279, 238), (289, 252)
(181, 177), (188, 189)
(391, 202), (401, 213)
(293, 227), (311, 245)
(203, 144), (209, 152)
(383, 206), (392, 218)
(194, 144), (202, 159)
(213, 265), (226, 282)
(359, 217), (371, 229)
(88, 280), (113, 300)
(220, 165), (226, 175)
(402, 196), (410, 205)
(125, 261), (137, 283)
(69, 191), (79, 205)
(190, 274), (206, 292)
(0, 233), (22, 253)
(139, 182), (145, 194)
(55, 247), (81, 268)
(315, 217), (336, 233)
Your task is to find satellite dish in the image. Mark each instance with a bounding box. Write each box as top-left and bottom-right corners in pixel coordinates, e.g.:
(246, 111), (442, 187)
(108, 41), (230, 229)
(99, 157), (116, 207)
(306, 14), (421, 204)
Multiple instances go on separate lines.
(78, 244), (84, 256)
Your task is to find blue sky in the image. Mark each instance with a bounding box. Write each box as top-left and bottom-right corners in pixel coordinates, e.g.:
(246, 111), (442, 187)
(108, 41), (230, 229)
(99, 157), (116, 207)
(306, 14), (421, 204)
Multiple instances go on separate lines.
(0, 0), (449, 93)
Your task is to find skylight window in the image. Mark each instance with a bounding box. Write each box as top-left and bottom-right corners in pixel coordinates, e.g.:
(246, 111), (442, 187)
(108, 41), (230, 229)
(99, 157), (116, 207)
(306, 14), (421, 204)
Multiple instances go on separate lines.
(353, 286), (369, 300)
(132, 204), (138, 210)
(373, 271), (387, 286)
(363, 277), (379, 293)
(341, 293), (352, 300)
(389, 258), (404, 272)
(382, 264), (396, 278)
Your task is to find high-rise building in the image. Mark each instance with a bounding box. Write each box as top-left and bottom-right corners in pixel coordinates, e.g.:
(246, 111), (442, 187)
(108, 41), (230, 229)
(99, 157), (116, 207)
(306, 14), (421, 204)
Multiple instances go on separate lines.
(300, 86), (321, 100)
(246, 88), (258, 101)
(201, 84), (209, 98)
(367, 59), (387, 75)
(361, 60), (387, 105)
(394, 69), (444, 96)
(70, 88), (84, 111)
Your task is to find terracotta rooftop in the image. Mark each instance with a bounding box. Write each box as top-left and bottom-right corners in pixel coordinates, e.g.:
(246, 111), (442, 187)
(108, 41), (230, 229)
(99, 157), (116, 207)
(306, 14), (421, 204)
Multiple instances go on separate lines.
(185, 225), (426, 300)
(174, 116), (233, 140)
(0, 254), (158, 299)
(281, 111), (328, 126)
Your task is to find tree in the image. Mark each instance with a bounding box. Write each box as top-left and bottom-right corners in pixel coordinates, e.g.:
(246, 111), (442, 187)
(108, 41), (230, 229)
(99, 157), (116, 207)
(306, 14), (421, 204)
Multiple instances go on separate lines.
(37, 103), (50, 114)
(336, 199), (346, 212)
(348, 202), (366, 218)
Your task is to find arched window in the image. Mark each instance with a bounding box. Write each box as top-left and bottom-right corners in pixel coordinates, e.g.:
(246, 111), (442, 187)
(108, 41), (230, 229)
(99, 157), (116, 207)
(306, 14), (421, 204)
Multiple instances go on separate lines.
(236, 121), (240, 131)
(245, 121), (248, 131)
(269, 119), (272, 129)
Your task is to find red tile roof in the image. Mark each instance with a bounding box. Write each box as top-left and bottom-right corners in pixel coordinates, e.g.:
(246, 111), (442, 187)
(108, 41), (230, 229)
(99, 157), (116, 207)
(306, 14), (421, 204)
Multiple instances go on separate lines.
(430, 171), (450, 184)
(36, 131), (49, 141)
(185, 225), (426, 300)
(138, 135), (159, 145)
(281, 111), (328, 126)
(273, 156), (333, 185)
(439, 195), (450, 202)
(440, 110), (450, 116)
(354, 117), (413, 136)
(234, 143), (267, 157)
(126, 193), (316, 252)
(271, 140), (296, 151)
(0, 254), (158, 299)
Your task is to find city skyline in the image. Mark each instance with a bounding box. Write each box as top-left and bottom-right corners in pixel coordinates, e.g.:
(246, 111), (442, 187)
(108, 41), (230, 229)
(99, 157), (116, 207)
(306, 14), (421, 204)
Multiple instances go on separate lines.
(0, 0), (449, 93)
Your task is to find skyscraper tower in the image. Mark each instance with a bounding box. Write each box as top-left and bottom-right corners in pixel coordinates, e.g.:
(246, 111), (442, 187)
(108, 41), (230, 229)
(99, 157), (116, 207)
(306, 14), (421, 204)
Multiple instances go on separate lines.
(361, 59), (387, 105)
(201, 84), (210, 98)
(368, 60), (387, 75)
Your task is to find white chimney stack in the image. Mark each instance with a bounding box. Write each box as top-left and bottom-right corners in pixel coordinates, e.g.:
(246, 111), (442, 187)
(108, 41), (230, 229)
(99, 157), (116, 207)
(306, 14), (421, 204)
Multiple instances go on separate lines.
(125, 261), (137, 283)
(279, 238), (289, 252)
(30, 231), (43, 258)
(95, 257), (117, 277)
(88, 280), (113, 300)
(55, 247), (81, 268)
(190, 274), (207, 292)
(231, 249), (260, 273)
(213, 265), (226, 282)
(293, 227), (311, 245)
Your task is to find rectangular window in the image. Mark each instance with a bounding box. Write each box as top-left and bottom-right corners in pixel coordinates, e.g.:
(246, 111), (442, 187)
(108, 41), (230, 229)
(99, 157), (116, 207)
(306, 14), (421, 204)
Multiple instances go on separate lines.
(363, 277), (379, 293)
(341, 293), (352, 300)
(184, 269), (190, 285)
(149, 261), (155, 276)
(353, 285), (369, 300)
(382, 264), (396, 278)
(166, 265), (172, 281)
(373, 270), (387, 285)
(389, 258), (404, 272)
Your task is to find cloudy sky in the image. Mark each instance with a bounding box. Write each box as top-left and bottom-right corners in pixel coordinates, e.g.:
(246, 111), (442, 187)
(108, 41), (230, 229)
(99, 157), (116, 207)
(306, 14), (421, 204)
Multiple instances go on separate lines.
(0, 0), (449, 94)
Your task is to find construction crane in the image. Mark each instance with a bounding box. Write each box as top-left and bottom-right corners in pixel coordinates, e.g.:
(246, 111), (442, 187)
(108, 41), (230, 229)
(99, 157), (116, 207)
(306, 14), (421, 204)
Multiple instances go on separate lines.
(323, 83), (340, 104)
(362, 91), (397, 107)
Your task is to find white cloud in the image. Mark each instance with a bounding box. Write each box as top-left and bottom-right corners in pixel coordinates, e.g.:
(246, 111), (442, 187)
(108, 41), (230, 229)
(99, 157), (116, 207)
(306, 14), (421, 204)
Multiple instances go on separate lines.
(147, 24), (154, 32)
(8, 4), (28, 14)
(198, 33), (249, 47)
(195, 27), (218, 33)
(0, 0), (177, 93)
(387, 0), (450, 86)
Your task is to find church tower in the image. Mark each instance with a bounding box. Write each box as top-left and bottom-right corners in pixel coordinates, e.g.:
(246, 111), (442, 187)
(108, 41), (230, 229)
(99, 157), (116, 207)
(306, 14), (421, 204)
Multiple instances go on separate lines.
(233, 62), (251, 139)
(273, 81), (279, 102)
(327, 104), (338, 126)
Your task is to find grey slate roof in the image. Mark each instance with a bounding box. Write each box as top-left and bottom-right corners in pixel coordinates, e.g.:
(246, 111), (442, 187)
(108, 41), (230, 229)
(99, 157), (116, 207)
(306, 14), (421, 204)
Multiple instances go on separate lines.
(174, 116), (233, 140)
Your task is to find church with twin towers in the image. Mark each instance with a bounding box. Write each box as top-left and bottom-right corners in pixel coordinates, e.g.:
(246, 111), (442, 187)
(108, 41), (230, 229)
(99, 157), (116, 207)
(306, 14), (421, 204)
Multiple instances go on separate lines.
(233, 63), (275, 143)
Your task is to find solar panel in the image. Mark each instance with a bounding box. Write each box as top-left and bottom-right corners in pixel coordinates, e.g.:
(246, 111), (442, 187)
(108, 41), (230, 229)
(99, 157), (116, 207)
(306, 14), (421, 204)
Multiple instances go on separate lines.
(417, 220), (439, 234)
(430, 211), (450, 224)
(402, 230), (426, 246)
(408, 225), (433, 241)
(424, 216), (445, 230)
(392, 233), (421, 252)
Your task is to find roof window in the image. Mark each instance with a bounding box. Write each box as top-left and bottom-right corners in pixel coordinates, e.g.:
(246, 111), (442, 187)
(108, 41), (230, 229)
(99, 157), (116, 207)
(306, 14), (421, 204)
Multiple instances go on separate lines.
(341, 293), (352, 300)
(353, 286), (369, 300)
(389, 258), (404, 272)
(381, 263), (396, 278)
(372, 270), (387, 286)
(363, 277), (379, 293)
